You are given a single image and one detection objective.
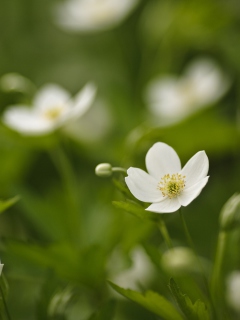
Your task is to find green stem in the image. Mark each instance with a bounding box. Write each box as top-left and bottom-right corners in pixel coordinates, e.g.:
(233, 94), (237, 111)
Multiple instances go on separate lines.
(178, 208), (195, 251)
(157, 216), (173, 249)
(50, 146), (80, 243)
(112, 167), (127, 175)
(0, 281), (11, 320)
(178, 209), (217, 320)
(211, 231), (228, 304)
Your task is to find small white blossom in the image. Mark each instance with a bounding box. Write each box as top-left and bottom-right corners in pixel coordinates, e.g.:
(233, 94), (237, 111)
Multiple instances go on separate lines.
(54, 0), (139, 32)
(109, 246), (155, 291)
(226, 271), (240, 313)
(125, 142), (209, 213)
(2, 83), (96, 136)
(146, 58), (229, 125)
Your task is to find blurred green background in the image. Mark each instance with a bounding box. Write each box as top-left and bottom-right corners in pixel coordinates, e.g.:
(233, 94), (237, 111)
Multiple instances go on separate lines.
(0, 0), (240, 319)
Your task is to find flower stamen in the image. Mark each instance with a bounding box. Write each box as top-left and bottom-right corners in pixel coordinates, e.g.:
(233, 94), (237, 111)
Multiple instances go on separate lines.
(44, 106), (63, 120)
(158, 173), (186, 198)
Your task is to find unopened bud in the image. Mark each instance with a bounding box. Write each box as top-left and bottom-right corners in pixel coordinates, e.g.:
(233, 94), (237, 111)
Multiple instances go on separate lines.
(0, 262), (3, 276)
(219, 193), (240, 231)
(95, 163), (112, 177)
(0, 73), (35, 94)
(226, 271), (240, 313)
(161, 247), (205, 276)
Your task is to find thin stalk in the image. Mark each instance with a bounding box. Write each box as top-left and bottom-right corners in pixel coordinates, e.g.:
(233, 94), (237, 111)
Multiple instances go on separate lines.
(157, 216), (173, 249)
(178, 208), (217, 320)
(112, 167), (127, 175)
(0, 284), (11, 320)
(178, 208), (195, 251)
(211, 231), (228, 304)
(50, 146), (80, 243)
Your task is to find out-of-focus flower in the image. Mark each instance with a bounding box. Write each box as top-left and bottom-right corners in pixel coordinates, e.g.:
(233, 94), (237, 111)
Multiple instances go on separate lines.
(109, 246), (155, 291)
(2, 83), (96, 135)
(161, 247), (205, 276)
(146, 58), (230, 125)
(54, 0), (139, 32)
(125, 142), (209, 213)
(64, 99), (112, 143)
(226, 271), (240, 313)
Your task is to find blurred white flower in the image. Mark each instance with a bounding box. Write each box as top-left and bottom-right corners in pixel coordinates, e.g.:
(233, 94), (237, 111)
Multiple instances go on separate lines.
(161, 247), (209, 276)
(2, 83), (96, 135)
(64, 99), (112, 142)
(226, 271), (240, 313)
(146, 58), (230, 125)
(109, 246), (155, 291)
(125, 142), (209, 213)
(54, 0), (139, 32)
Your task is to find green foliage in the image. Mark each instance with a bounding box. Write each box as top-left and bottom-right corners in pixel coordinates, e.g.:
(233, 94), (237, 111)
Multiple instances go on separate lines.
(112, 200), (159, 222)
(0, 0), (240, 318)
(108, 281), (184, 320)
(168, 278), (210, 320)
(0, 195), (19, 214)
(88, 300), (116, 320)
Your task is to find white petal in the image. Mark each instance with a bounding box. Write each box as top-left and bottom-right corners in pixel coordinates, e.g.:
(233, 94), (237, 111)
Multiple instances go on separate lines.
(185, 59), (230, 106)
(146, 76), (188, 118)
(33, 84), (71, 112)
(54, 0), (139, 32)
(125, 167), (163, 203)
(70, 83), (97, 119)
(178, 176), (209, 206)
(2, 106), (55, 135)
(146, 197), (181, 214)
(146, 142), (181, 180)
(180, 151), (209, 188)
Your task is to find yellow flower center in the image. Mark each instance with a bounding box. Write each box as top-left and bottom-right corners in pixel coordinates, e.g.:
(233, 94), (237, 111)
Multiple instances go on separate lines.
(91, 6), (114, 23)
(158, 173), (186, 199)
(44, 107), (63, 120)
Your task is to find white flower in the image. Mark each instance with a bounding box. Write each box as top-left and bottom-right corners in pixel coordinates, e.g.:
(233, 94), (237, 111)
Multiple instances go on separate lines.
(54, 0), (139, 32)
(226, 271), (240, 313)
(2, 83), (96, 135)
(109, 246), (155, 291)
(125, 142), (209, 213)
(146, 58), (230, 125)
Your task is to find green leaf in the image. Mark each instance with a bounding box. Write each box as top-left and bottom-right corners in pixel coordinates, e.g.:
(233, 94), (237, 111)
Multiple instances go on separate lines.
(88, 300), (116, 320)
(108, 281), (184, 320)
(0, 195), (20, 214)
(168, 278), (210, 320)
(112, 178), (134, 199)
(112, 200), (159, 222)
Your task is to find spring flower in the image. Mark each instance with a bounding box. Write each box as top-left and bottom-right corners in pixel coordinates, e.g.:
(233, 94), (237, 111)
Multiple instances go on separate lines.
(2, 83), (96, 135)
(125, 142), (209, 213)
(146, 58), (229, 125)
(54, 0), (139, 32)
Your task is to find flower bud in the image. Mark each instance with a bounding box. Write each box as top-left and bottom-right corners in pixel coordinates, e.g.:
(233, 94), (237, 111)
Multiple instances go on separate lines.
(226, 271), (240, 313)
(161, 247), (204, 276)
(0, 262), (4, 276)
(0, 73), (35, 94)
(219, 193), (240, 231)
(95, 163), (112, 177)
